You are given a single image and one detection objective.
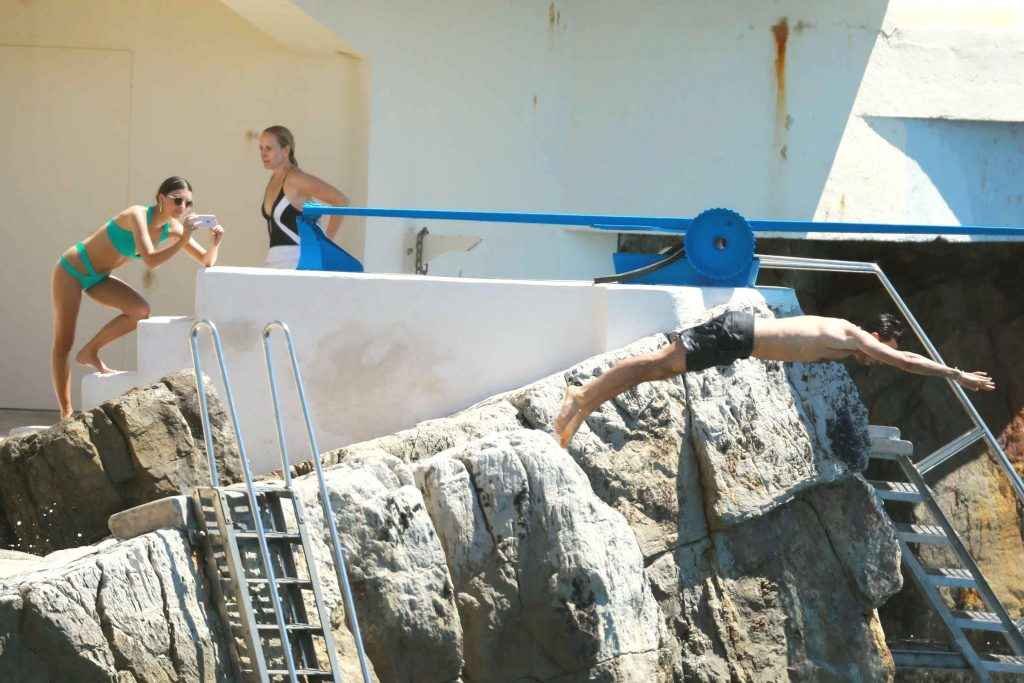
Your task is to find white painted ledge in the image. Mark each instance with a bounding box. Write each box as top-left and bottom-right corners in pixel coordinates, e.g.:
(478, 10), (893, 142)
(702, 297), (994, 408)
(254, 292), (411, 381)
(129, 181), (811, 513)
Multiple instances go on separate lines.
(83, 267), (800, 474)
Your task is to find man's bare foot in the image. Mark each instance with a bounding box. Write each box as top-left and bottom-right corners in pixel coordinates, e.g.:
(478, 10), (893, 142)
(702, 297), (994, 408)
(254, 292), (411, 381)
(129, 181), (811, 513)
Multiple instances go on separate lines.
(553, 385), (589, 448)
(75, 346), (116, 374)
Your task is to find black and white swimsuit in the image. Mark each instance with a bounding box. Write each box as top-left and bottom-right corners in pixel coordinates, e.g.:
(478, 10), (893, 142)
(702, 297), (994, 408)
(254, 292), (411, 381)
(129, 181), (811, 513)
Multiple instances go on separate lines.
(262, 185), (302, 268)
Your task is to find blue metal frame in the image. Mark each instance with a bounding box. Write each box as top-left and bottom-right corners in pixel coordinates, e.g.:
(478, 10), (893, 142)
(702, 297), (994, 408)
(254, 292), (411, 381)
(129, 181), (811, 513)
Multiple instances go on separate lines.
(303, 204), (1024, 238)
(302, 203), (1024, 286)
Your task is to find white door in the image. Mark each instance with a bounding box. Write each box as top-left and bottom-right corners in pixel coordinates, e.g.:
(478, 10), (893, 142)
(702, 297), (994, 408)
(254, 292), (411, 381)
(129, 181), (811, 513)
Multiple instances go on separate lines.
(0, 46), (131, 409)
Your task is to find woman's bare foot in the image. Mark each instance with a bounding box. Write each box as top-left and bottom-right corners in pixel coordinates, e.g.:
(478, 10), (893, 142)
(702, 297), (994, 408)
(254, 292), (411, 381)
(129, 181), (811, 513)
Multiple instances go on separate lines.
(75, 346), (116, 374)
(553, 385), (589, 448)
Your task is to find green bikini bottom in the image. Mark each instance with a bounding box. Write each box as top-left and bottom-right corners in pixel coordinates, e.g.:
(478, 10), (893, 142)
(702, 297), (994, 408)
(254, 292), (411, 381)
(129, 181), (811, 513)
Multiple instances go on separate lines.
(59, 242), (109, 291)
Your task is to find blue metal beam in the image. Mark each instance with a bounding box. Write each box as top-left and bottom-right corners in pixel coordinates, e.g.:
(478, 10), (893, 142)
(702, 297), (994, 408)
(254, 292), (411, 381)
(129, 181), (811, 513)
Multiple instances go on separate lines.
(303, 204), (1024, 238)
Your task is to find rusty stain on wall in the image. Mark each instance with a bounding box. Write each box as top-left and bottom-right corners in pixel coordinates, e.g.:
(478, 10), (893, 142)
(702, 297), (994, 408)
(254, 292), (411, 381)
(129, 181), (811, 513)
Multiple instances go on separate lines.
(548, 2), (561, 29)
(771, 18), (789, 161)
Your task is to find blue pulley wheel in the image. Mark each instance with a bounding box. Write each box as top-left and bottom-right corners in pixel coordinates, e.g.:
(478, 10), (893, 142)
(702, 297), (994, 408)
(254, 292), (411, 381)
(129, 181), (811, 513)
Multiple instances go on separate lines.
(684, 208), (755, 281)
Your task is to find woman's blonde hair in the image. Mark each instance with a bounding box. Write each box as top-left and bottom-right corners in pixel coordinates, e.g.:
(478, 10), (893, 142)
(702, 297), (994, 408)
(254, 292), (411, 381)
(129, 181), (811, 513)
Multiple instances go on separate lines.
(262, 125), (297, 166)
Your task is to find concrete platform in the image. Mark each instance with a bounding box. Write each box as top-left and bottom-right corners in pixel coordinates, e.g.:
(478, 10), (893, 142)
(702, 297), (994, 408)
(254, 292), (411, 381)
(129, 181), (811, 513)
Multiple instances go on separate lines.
(82, 267), (803, 474)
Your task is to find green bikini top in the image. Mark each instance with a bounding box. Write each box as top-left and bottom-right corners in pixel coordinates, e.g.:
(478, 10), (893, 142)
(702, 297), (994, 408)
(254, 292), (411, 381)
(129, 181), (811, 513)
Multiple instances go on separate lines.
(106, 205), (171, 259)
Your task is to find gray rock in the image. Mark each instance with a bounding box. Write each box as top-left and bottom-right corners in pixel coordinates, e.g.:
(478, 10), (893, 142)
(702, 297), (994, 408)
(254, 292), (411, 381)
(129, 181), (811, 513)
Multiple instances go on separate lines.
(0, 530), (231, 682)
(324, 399), (524, 466)
(510, 334), (689, 558)
(295, 455), (464, 683)
(414, 430), (668, 682)
(0, 302), (903, 682)
(0, 370), (241, 554)
(786, 360), (872, 472)
(801, 475), (902, 607)
(107, 495), (192, 541)
(0, 414), (126, 554)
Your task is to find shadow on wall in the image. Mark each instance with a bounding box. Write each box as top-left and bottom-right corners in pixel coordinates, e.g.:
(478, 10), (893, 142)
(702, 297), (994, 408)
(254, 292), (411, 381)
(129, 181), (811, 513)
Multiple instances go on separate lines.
(866, 116), (1024, 227)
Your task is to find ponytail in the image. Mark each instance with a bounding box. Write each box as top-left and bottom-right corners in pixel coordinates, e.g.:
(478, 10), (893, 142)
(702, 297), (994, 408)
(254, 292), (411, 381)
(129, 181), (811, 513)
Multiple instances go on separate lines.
(263, 125), (298, 167)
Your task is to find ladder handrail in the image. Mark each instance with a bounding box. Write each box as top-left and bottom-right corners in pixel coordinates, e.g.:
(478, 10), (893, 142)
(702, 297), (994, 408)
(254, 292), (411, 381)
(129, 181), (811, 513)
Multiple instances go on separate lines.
(262, 321), (373, 683)
(190, 320), (300, 683)
(758, 255), (1024, 507)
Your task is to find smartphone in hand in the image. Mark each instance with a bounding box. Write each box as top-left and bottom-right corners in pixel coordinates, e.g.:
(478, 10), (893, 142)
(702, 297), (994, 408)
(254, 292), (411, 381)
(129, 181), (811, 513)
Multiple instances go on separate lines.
(190, 214), (219, 229)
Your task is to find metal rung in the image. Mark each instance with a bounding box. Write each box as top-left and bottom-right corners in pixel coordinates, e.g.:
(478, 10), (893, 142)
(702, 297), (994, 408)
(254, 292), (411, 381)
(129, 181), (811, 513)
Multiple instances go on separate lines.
(267, 669), (333, 677)
(896, 523), (948, 544)
(870, 437), (914, 459)
(869, 425), (901, 440)
(891, 648), (967, 670)
(247, 578), (312, 587)
(926, 568), (977, 589)
(234, 532), (302, 542)
(256, 623), (322, 632)
(918, 427), (985, 475)
(952, 610), (1010, 633)
(870, 480), (925, 503)
(984, 654), (1024, 673)
(251, 485), (293, 496)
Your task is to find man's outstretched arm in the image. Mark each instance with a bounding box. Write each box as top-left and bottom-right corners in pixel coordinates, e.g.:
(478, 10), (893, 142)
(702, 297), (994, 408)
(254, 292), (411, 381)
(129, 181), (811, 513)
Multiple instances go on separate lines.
(849, 327), (995, 391)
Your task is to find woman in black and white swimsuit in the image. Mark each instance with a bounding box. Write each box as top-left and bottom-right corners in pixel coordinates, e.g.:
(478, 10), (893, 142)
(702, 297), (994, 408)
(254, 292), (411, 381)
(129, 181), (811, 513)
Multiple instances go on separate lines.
(259, 125), (350, 268)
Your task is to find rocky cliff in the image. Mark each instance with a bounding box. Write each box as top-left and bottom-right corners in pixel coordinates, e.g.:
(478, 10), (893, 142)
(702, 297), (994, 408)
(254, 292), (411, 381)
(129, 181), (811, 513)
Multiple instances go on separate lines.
(0, 303), (903, 681)
(0, 370), (242, 556)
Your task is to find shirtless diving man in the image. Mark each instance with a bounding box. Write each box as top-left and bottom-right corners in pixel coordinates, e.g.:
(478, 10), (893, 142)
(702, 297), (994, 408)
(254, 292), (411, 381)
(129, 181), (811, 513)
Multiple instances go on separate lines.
(553, 311), (995, 448)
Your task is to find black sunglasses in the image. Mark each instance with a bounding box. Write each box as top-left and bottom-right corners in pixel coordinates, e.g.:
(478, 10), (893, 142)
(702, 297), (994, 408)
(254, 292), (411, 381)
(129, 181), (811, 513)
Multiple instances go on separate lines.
(168, 196), (194, 208)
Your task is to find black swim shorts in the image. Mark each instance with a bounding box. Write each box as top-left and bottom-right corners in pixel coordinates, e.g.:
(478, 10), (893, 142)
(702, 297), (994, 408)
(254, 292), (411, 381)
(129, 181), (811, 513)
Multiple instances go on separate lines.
(666, 311), (755, 372)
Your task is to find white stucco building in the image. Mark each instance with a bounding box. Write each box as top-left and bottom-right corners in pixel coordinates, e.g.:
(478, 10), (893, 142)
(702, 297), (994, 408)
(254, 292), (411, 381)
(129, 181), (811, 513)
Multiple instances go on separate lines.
(2, 0), (1023, 412)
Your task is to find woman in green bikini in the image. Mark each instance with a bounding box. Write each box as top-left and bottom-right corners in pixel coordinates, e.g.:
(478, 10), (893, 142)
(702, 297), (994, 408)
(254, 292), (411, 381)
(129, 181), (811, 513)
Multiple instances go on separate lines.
(51, 176), (225, 418)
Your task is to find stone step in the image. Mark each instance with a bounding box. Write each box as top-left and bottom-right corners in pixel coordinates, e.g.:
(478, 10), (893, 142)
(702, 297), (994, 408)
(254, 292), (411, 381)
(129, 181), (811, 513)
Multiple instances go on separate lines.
(108, 495), (191, 540)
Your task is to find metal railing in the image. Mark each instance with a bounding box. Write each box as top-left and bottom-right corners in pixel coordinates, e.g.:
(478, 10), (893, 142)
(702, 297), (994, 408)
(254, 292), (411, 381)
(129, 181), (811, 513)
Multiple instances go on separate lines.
(262, 321), (373, 683)
(758, 254), (1024, 506)
(190, 320), (300, 681)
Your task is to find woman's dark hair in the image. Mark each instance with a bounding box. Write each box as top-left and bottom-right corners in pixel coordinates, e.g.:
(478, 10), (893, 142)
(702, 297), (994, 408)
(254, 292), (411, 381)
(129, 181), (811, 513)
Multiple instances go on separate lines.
(262, 125), (297, 166)
(156, 176), (192, 199)
(873, 313), (905, 343)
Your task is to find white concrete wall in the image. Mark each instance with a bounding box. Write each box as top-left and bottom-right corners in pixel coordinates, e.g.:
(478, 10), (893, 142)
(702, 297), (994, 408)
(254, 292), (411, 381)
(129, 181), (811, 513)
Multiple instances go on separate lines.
(285, 0), (1024, 257)
(809, 0), (1024, 238)
(83, 268), (797, 474)
(0, 0), (369, 409)
(289, 0), (891, 275)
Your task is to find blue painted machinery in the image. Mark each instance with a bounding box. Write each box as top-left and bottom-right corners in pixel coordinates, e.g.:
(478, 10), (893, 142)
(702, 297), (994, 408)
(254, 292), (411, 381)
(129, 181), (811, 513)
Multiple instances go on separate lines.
(301, 203), (1024, 286)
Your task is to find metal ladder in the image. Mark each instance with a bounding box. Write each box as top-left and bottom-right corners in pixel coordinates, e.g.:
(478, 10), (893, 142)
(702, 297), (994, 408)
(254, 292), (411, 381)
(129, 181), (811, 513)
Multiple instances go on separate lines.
(867, 425), (1024, 681)
(752, 255), (1024, 680)
(189, 320), (372, 682)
